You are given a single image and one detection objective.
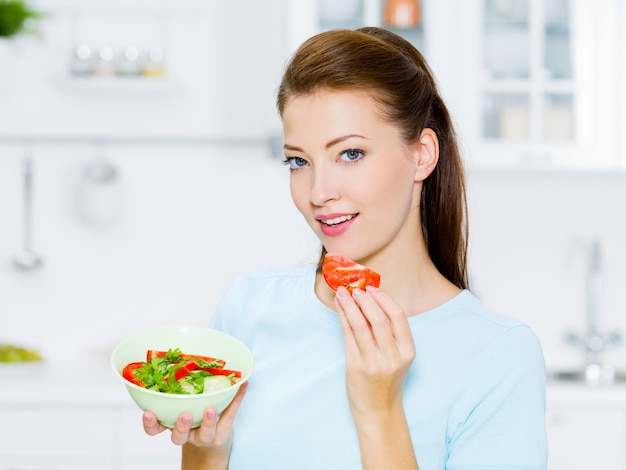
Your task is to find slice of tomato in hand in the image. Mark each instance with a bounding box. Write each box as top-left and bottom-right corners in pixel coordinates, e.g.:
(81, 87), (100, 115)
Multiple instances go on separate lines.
(322, 253), (381, 294)
(122, 362), (145, 387)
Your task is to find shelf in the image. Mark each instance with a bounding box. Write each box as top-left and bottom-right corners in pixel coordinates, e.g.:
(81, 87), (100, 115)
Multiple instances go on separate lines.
(56, 75), (181, 94)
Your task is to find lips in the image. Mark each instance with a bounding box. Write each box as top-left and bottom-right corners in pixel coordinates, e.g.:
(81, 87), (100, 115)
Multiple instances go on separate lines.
(317, 213), (357, 237)
(319, 214), (355, 226)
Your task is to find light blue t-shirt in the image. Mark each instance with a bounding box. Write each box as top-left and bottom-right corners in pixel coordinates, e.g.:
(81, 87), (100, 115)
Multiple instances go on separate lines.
(211, 265), (547, 470)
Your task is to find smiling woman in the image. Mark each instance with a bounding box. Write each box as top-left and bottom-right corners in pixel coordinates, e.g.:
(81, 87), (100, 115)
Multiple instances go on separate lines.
(141, 27), (548, 470)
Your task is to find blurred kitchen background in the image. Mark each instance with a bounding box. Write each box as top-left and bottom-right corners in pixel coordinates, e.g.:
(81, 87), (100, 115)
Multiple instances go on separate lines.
(1, 0), (626, 468)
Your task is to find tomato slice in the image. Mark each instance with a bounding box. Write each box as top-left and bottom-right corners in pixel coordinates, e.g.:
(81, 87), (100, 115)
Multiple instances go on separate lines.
(322, 253), (381, 293)
(122, 362), (145, 387)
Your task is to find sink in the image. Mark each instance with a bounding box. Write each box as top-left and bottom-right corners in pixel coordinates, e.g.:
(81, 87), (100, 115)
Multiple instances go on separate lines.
(548, 364), (626, 386)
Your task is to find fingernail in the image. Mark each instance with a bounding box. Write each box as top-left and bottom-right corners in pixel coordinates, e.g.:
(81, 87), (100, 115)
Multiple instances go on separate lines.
(180, 414), (192, 426)
(365, 285), (379, 293)
(336, 286), (349, 297)
(352, 288), (364, 296)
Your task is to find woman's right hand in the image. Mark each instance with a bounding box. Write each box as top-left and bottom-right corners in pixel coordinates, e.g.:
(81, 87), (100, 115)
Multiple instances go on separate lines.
(142, 382), (248, 465)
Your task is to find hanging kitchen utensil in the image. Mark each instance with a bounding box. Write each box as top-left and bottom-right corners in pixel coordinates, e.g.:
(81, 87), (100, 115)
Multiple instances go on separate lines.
(77, 143), (123, 226)
(384, 0), (421, 29)
(14, 145), (42, 270)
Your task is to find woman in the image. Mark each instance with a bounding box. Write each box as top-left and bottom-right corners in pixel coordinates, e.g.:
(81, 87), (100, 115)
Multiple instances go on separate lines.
(143, 27), (547, 469)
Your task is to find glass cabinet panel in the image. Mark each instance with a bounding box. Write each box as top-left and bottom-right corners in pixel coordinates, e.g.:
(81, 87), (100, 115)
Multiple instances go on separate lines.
(318, 0), (364, 29)
(483, 0), (529, 79)
(381, 0), (425, 53)
(483, 92), (530, 140)
(542, 93), (573, 140)
(480, 0), (575, 146)
(543, 0), (571, 79)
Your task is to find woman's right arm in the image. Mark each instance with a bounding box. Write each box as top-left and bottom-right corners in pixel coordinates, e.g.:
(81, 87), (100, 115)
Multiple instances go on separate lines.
(143, 382), (248, 470)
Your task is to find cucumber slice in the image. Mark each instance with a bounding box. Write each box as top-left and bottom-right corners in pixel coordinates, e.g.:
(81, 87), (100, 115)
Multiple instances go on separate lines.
(203, 375), (233, 392)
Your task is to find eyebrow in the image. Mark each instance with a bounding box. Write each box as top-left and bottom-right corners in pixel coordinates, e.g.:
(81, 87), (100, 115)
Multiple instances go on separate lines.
(283, 134), (368, 153)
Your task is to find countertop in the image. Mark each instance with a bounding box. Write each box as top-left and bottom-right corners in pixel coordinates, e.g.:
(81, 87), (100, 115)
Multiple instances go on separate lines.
(0, 359), (132, 407)
(2, 360), (626, 408)
(546, 380), (626, 407)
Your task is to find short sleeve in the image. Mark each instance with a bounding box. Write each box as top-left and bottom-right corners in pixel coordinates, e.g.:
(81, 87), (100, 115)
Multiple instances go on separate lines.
(446, 325), (548, 470)
(209, 273), (254, 344)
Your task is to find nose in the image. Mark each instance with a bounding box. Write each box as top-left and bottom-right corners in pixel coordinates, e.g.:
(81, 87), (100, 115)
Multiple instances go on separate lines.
(310, 165), (340, 207)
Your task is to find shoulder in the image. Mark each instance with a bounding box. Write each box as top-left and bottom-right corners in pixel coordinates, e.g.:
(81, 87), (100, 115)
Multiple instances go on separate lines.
(437, 290), (540, 344)
(449, 290), (526, 328)
(445, 291), (546, 384)
(417, 290), (545, 373)
(228, 265), (316, 293)
(210, 264), (317, 334)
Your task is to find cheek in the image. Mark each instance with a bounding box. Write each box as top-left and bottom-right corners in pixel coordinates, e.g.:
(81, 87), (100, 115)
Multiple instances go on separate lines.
(289, 174), (309, 215)
(367, 166), (417, 214)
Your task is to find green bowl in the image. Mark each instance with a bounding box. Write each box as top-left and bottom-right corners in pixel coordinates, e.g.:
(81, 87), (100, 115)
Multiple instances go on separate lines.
(111, 326), (254, 428)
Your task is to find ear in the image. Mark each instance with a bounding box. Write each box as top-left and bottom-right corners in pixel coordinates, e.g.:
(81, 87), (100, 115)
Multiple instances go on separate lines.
(412, 128), (439, 182)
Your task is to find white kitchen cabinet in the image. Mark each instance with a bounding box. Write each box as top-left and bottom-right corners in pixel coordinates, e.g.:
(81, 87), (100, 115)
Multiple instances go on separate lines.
(0, 0), (285, 141)
(284, 0), (625, 170)
(546, 384), (626, 470)
(0, 406), (180, 469)
(0, 406), (116, 468)
(454, 0), (622, 169)
(115, 408), (181, 468)
(0, 363), (181, 470)
(547, 405), (626, 469)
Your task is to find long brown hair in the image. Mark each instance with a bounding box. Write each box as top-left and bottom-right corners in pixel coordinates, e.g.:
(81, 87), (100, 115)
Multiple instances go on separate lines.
(277, 27), (469, 289)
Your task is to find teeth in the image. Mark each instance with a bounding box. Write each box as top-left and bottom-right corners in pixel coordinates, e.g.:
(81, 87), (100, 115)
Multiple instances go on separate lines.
(322, 215), (354, 226)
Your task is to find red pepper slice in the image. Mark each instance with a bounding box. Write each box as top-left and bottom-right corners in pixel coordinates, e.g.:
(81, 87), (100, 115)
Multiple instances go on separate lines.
(146, 349), (226, 367)
(122, 362), (145, 387)
(173, 360), (200, 381)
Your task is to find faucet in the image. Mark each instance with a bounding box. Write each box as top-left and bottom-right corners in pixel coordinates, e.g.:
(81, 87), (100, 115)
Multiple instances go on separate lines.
(566, 239), (621, 385)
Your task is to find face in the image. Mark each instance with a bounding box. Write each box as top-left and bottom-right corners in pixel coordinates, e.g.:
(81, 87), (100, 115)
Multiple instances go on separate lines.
(281, 90), (437, 265)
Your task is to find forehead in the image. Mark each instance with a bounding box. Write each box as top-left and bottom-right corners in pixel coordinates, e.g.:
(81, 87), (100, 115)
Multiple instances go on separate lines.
(282, 90), (387, 130)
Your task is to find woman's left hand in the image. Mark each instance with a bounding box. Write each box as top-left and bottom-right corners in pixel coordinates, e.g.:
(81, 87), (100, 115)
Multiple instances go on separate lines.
(334, 285), (416, 417)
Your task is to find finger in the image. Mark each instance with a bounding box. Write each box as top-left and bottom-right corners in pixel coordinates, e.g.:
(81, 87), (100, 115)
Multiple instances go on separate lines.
(192, 407), (219, 445)
(170, 412), (194, 446)
(197, 381), (249, 447)
(142, 411), (167, 436)
(335, 286), (375, 350)
(365, 286), (415, 358)
(351, 287), (397, 352)
(216, 381), (249, 430)
(334, 289), (359, 356)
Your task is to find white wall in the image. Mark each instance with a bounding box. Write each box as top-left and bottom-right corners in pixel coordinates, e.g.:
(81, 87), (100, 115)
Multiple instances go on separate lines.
(0, 142), (319, 364)
(2, 142), (626, 371)
(466, 169), (626, 371)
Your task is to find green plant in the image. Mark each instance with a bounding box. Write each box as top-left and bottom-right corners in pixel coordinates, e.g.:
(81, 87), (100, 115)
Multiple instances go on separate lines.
(0, 0), (41, 38)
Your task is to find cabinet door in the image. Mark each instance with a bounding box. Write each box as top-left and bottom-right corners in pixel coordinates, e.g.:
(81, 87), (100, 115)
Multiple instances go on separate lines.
(546, 406), (626, 469)
(452, 0), (621, 169)
(115, 409), (181, 467)
(0, 406), (115, 469)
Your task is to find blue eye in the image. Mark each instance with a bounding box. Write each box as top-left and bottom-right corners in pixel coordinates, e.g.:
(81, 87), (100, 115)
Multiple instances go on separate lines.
(283, 157), (309, 169)
(339, 149), (364, 163)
